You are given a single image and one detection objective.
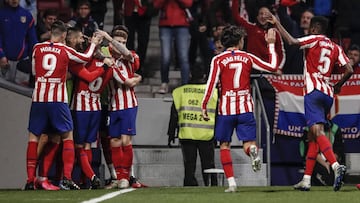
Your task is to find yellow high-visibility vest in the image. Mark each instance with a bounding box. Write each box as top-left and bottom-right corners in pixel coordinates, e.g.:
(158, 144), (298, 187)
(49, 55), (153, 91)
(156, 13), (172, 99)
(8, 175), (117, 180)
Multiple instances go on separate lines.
(172, 84), (218, 141)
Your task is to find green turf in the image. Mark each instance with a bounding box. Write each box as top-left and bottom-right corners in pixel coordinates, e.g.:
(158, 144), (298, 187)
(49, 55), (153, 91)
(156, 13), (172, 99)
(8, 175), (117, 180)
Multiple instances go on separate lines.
(0, 186), (358, 203)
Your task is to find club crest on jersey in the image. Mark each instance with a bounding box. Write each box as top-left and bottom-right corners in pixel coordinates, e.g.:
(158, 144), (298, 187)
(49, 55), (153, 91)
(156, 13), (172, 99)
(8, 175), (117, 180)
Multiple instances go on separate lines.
(20, 16), (26, 23)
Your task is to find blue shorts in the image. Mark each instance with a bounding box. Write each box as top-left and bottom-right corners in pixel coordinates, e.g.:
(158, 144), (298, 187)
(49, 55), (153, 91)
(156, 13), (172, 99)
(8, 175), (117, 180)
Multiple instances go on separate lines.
(304, 89), (333, 127)
(108, 107), (137, 138)
(72, 111), (101, 144)
(215, 112), (256, 142)
(28, 102), (73, 136)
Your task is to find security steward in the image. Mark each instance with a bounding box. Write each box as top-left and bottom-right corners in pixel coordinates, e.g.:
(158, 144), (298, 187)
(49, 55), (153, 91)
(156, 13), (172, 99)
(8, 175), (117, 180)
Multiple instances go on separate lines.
(168, 68), (218, 186)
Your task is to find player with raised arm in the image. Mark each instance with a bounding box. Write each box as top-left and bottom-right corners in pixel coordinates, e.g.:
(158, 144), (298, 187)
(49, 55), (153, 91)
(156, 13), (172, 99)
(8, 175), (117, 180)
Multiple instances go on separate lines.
(96, 27), (142, 189)
(267, 15), (353, 191)
(24, 20), (102, 190)
(66, 27), (115, 189)
(201, 25), (280, 193)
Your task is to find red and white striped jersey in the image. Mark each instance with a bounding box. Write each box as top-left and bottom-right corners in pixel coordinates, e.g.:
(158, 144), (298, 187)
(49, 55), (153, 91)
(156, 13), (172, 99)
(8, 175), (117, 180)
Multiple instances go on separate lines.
(202, 44), (277, 115)
(70, 58), (113, 111)
(298, 35), (350, 97)
(31, 41), (96, 103)
(108, 51), (140, 111)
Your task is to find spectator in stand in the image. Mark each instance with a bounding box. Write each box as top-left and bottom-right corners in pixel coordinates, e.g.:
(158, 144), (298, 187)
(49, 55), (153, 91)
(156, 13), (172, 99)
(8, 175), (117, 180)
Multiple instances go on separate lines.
(123, 0), (158, 78)
(212, 36), (224, 55)
(19, 0), (36, 21)
(0, 0), (37, 86)
(68, 0), (99, 39)
(276, 4), (314, 74)
(187, 0), (212, 77)
(349, 0), (360, 46)
(88, 0), (107, 30)
(153, 0), (193, 93)
(333, 44), (360, 74)
(36, 9), (58, 42)
(24, 20), (102, 190)
(168, 67), (218, 187)
(207, 0), (232, 31)
(231, 0), (285, 74)
(112, 0), (124, 26)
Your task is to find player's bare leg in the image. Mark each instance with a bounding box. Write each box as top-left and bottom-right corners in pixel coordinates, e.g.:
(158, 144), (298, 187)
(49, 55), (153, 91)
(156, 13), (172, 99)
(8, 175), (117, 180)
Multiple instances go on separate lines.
(243, 141), (261, 172)
(100, 131), (117, 182)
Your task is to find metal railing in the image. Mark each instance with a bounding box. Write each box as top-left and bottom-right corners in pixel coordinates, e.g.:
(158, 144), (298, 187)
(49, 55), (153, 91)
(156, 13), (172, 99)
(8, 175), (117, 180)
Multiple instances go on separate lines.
(252, 79), (271, 186)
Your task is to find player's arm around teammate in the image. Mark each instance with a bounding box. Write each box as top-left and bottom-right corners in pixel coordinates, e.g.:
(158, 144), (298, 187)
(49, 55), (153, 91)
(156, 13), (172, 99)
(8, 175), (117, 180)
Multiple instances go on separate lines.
(98, 26), (142, 189)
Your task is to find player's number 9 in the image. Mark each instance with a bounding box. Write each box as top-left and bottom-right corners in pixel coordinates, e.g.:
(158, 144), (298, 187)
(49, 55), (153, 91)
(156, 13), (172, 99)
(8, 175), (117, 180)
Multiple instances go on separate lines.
(42, 54), (57, 77)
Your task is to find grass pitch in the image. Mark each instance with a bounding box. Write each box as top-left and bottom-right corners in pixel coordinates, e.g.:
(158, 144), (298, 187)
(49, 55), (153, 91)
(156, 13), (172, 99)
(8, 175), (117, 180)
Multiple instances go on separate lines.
(0, 186), (358, 203)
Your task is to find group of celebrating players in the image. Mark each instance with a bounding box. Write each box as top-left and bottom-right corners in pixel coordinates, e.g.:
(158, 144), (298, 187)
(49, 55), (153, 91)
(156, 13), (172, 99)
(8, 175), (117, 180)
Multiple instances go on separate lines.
(24, 20), (142, 190)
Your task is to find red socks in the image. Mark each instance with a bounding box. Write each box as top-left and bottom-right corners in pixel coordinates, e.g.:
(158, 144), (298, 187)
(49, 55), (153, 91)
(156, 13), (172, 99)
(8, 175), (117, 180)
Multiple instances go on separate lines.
(85, 149), (92, 164)
(41, 142), (60, 177)
(316, 135), (337, 165)
(120, 145), (133, 180)
(220, 149), (234, 178)
(111, 145), (133, 180)
(304, 141), (318, 176)
(75, 148), (95, 179)
(62, 140), (75, 180)
(26, 141), (38, 183)
(111, 146), (123, 180)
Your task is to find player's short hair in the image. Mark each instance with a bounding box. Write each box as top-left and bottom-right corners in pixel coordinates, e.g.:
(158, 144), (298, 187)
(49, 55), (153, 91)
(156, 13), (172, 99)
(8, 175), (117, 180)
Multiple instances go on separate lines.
(65, 27), (82, 44)
(220, 25), (246, 48)
(309, 16), (328, 34)
(111, 25), (129, 38)
(51, 20), (67, 36)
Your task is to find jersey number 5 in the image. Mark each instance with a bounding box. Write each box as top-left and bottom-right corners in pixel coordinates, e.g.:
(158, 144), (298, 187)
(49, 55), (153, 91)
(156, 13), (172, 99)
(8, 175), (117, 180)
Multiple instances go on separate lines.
(317, 48), (331, 74)
(229, 63), (243, 88)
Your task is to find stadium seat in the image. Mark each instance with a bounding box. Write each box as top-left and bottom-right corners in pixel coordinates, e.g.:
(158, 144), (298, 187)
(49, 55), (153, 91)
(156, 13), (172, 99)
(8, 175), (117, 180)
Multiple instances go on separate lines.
(203, 168), (225, 186)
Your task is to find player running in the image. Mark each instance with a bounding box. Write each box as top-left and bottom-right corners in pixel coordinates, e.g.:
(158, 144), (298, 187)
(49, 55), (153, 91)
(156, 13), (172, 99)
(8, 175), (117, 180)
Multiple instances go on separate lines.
(202, 25), (280, 192)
